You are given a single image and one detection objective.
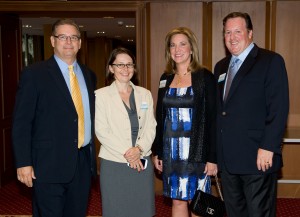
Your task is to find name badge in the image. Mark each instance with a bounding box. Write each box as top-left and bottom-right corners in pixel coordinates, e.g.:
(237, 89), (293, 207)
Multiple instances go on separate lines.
(140, 102), (148, 109)
(218, 73), (226, 83)
(159, 80), (166, 88)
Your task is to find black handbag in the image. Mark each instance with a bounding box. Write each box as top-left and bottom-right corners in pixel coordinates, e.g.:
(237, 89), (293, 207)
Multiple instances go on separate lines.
(190, 175), (226, 217)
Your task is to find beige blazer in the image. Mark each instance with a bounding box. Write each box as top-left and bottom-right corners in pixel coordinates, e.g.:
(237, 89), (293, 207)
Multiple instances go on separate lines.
(95, 81), (157, 163)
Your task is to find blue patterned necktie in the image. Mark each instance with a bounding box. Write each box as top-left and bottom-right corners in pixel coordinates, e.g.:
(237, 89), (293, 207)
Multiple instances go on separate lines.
(224, 58), (240, 101)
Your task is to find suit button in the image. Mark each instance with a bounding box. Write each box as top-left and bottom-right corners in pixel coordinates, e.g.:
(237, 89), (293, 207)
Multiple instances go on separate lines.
(222, 112), (227, 116)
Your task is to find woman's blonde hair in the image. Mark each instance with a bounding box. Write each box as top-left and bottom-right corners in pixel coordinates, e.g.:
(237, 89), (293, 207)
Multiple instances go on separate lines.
(164, 27), (203, 74)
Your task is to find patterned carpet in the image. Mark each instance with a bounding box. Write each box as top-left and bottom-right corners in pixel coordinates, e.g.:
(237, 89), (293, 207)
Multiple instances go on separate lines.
(0, 179), (300, 216)
(0, 179), (172, 217)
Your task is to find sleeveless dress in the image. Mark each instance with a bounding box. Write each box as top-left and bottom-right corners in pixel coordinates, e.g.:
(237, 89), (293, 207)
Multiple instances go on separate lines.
(162, 86), (211, 200)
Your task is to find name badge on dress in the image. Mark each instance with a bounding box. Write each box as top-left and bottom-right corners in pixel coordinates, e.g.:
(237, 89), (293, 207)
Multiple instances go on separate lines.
(159, 80), (166, 88)
(218, 73), (226, 83)
(140, 102), (148, 109)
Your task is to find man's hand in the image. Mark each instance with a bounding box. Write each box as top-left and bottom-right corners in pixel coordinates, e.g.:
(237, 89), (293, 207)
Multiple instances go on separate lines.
(17, 166), (36, 187)
(257, 148), (274, 172)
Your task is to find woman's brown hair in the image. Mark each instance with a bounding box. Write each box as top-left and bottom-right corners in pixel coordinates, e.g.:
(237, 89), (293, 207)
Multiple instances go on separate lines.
(105, 47), (139, 85)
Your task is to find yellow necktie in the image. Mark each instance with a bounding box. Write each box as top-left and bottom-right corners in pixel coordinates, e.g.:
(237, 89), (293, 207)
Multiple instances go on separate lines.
(68, 65), (85, 148)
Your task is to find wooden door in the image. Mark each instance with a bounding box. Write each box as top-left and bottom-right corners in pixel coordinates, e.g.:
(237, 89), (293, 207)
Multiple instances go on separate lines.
(0, 14), (22, 187)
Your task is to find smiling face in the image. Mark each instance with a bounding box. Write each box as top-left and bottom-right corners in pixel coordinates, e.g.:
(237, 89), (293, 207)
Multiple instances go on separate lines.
(169, 33), (192, 67)
(224, 17), (253, 56)
(109, 53), (134, 84)
(50, 24), (81, 64)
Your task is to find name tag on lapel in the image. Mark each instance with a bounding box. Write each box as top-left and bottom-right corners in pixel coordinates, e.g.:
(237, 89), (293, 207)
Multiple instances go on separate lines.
(159, 80), (166, 88)
(140, 102), (148, 109)
(218, 73), (226, 83)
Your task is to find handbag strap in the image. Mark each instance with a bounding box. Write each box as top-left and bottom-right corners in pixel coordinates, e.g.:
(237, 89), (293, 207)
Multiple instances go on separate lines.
(214, 175), (224, 201)
(200, 174), (210, 191)
(201, 174), (224, 201)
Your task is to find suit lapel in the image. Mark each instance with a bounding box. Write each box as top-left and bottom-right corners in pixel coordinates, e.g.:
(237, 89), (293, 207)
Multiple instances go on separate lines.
(218, 57), (231, 103)
(225, 45), (259, 103)
(133, 84), (142, 114)
(79, 63), (95, 114)
(109, 82), (128, 115)
(47, 57), (75, 112)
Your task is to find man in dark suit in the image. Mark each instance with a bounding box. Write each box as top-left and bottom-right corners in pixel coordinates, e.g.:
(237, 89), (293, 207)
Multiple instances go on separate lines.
(12, 19), (96, 217)
(214, 12), (289, 217)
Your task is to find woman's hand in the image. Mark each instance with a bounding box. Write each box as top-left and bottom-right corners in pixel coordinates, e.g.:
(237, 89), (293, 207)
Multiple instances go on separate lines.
(153, 155), (163, 172)
(128, 159), (144, 172)
(124, 147), (143, 172)
(204, 162), (218, 176)
(124, 147), (140, 163)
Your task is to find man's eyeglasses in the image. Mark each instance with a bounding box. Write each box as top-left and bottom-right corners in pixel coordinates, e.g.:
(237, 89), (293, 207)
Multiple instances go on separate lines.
(112, 64), (135, 69)
(53, 35), (81, 41)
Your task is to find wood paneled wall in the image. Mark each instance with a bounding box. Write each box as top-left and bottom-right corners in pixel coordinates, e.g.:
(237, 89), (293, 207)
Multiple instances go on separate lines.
(149, 1), (204, 194)
(43, 24), (52, 60)
(275, 1), (300, 198)
(148, 0), (300, 198)
(87, 37), (110, 89)
(212, 1), (266, 68)
(0, 14), (21, 186)
(150, 2), (203, 101)
(0, 0), (299, 197)
(276, 1), (300, 128)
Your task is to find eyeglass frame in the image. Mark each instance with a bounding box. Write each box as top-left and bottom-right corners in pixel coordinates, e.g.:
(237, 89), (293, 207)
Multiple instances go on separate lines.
(111, 64), (135, 69)
(53, 34), (81, 41)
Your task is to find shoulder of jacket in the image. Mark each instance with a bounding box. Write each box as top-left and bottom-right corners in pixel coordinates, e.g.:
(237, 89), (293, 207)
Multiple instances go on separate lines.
(258, 46), (282, 58)
(192, 68), (213, 79)
(134, 85), (147, 92)
(160, 72), (174, 80)
(216, 56), (230, 66)
(78, 62), (95, 74)
(21, 59), (52, 78)
(135, 86), (152, 98)
(94, 86), (111, 95)
(26, 59), (48, 70)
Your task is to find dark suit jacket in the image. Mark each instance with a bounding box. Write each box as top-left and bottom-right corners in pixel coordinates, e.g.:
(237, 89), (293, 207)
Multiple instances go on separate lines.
(12, 55), (97, 183)
(214, 44), (289, 174)
(152, 68), (217, 163)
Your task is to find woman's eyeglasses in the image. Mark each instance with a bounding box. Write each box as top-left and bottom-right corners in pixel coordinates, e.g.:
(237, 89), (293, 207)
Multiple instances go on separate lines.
(112, 64), (135, 69)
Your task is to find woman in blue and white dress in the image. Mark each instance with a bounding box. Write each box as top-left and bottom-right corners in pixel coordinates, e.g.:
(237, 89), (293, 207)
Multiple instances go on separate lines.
(153, 27), (217, 217)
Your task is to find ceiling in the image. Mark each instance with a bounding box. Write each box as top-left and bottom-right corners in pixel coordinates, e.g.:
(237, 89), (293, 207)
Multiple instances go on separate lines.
(21, 17), (136, 42)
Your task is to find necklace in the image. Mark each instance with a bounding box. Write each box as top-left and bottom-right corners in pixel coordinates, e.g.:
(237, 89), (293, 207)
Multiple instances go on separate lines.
(176, 71), (190, 85)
